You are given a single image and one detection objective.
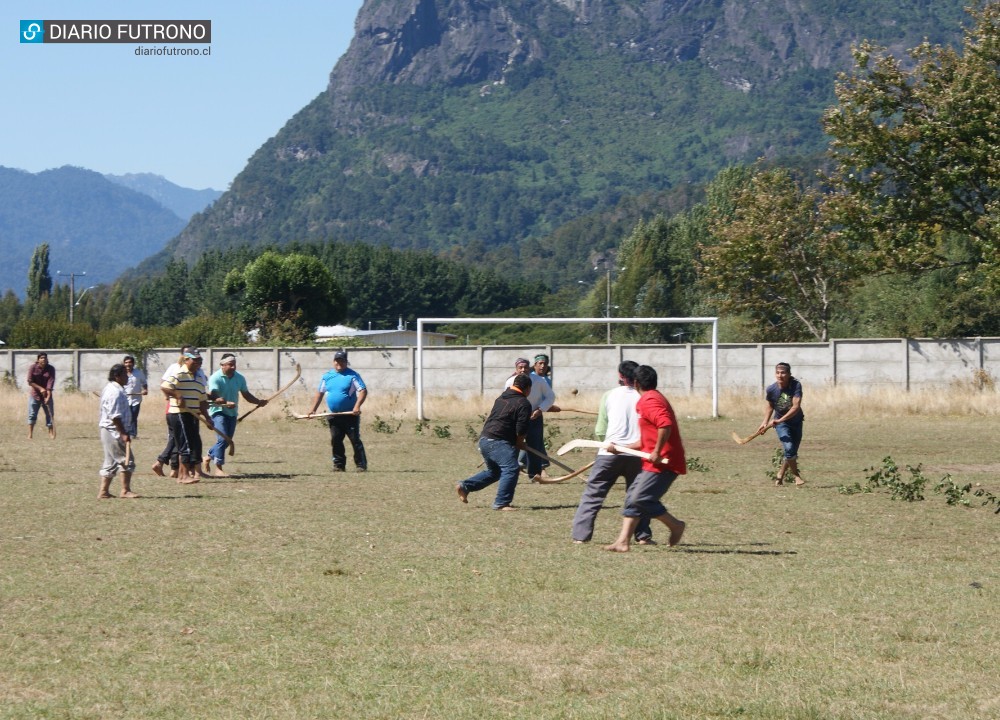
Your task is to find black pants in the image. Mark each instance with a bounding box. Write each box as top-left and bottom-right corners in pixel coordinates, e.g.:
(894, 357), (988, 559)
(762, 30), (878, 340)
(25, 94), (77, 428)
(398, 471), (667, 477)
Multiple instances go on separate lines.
(167, 413), (201, 467)
(327, 415), (367, 470)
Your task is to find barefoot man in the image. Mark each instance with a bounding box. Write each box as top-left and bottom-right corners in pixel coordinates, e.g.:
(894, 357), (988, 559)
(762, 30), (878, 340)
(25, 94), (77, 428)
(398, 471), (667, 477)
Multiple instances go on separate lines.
(160, 350), (212, 484)
(97, 363), (138, 499)
(204, 353), (267, 477)
(605, 365), (686, 553)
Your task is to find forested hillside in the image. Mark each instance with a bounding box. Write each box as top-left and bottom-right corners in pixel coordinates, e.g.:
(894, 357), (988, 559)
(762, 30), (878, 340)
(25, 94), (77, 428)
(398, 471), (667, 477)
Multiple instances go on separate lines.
(157, 0), (968, 288)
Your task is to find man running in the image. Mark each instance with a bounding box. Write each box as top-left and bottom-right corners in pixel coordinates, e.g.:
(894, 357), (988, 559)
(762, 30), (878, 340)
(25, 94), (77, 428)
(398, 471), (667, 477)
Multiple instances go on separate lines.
(605, 365), (687, 553)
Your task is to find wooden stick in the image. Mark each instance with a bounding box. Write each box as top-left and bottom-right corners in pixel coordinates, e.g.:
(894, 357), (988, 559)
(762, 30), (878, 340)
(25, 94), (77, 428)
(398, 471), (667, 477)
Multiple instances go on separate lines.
(732, 427), (768, 445)
(521, 444), (575, 473)
(291, 411), (357, 420)
(558, 407), (599, 416)
(531, 460), (595, 484)
(555, 438), (669, 466)
(238, 363), (302, 422)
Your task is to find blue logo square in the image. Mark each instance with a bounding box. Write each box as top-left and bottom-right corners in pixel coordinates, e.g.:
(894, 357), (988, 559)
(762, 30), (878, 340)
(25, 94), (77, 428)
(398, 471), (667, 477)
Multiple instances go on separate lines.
(21, 20), (45, 43)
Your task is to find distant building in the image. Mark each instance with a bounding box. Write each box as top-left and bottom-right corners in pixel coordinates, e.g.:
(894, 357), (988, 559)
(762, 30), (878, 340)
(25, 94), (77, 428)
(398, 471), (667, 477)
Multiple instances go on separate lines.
(315, 320), (455, 347)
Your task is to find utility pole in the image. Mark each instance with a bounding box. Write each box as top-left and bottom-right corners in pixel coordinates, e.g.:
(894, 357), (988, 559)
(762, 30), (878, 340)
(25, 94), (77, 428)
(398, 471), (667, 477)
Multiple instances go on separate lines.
(56, 270), (86, 323)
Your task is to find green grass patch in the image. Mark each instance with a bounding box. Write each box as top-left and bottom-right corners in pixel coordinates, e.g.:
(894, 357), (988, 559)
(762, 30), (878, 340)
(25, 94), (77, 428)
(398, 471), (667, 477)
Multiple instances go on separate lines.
(1, 410), (997, 719)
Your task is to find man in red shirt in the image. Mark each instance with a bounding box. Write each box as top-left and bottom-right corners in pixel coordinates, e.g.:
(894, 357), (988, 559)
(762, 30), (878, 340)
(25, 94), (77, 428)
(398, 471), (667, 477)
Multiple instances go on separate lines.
(605, 365), (687, 553)
(27, 352), (56, 439)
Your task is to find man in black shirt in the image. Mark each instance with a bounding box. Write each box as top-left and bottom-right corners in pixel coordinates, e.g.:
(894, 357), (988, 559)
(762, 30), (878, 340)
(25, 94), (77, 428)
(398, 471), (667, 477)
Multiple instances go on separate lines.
(456, 374), (532, 511)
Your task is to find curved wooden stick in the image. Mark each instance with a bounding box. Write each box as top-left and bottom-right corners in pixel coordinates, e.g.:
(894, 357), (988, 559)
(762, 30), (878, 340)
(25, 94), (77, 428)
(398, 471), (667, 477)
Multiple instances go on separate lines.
(531, 460), (595, 484)
(238, 363), (301, 422)
(732, 427), (768, 445)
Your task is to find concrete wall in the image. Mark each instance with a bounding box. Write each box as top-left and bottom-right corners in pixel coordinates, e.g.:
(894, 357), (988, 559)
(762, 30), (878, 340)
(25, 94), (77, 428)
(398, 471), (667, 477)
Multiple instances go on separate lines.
(2, 338), (998, 398)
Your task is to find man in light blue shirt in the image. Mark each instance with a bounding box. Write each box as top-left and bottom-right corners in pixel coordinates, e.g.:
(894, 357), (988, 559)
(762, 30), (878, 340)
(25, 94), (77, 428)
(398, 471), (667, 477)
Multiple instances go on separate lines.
(205, 353), (267, 477)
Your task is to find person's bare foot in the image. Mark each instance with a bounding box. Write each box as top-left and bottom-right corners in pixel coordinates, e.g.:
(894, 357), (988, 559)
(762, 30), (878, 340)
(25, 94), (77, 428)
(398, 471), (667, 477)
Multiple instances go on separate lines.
(169, 468), (178, 479)
(637, 538), (657, 546)
(178, 476), (200, 484)
(120, 491), (140, 499)
(774, 476), (784, 486)
(495, 504), (517, 511)
(794, 476), (805, 486)
(98, 492), (114, 499)
(604, 542), (630, 553)
(202, 457), (212, 474)
(48, 427), (56, 439)
(668, 520), (686, 547)
(456, 484), (468, 503)
(213, 467), (231, 478)
(530, 474), (542, 484)
(151, 462), (165, 477)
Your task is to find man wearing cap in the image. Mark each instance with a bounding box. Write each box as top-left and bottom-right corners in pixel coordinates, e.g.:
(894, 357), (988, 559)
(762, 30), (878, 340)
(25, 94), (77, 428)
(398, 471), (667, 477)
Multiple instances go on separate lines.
(307, 350), (368, 472)
(204, 353), (268, 477)
(160, 350), (212, 483)
(505, 353), (559, 480)
(153, 346), (208, 478)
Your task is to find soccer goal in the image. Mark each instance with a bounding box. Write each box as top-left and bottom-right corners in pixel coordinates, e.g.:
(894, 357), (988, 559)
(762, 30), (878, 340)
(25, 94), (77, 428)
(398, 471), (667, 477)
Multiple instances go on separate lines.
(415, 316), (719, 419)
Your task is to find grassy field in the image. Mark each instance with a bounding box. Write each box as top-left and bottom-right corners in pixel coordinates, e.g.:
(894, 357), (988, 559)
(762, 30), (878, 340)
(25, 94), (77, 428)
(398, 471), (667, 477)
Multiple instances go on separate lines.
(0, 386), (998, 720)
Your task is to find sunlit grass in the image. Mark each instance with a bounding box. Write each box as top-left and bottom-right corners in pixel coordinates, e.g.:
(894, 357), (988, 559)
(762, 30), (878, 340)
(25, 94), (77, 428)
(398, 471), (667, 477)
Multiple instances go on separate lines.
(0, 386), (997, 719)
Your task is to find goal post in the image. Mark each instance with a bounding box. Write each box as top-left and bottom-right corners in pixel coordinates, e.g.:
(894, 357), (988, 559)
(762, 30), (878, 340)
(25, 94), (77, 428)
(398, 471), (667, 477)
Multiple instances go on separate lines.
(415, 317), (719, 419)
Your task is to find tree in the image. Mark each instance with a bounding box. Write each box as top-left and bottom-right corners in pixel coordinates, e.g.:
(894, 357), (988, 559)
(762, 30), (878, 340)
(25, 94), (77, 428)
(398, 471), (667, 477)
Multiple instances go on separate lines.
(227, 251), (344, 338)
(823, 3), (1000, 290)
(26, 243), (53, 306)
(699, 168), (857, 342)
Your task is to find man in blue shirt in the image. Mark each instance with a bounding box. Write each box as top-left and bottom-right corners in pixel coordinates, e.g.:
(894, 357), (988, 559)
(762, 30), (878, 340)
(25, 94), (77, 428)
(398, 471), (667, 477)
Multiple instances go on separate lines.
(307, 350), (368, 472)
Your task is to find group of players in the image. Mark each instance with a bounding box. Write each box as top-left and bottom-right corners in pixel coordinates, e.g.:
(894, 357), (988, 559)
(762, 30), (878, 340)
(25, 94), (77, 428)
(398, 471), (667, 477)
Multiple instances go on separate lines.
(89, 346), (803, 539)
(457, 357), (804, 552)
(94, 346), (370, 499)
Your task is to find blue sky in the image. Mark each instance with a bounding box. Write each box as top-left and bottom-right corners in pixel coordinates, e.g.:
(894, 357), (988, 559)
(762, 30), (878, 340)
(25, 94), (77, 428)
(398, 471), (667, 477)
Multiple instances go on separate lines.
(4, 1), (364, 190)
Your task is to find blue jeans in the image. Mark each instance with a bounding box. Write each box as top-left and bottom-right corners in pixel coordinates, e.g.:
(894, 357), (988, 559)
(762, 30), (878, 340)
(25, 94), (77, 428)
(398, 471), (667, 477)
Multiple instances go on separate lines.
(27, 396), (54, 427)
(460, 437), (521, 509)
(775, 420), (803, 459)
(209, 413), (237, 466)
(127, 403), (141, 436)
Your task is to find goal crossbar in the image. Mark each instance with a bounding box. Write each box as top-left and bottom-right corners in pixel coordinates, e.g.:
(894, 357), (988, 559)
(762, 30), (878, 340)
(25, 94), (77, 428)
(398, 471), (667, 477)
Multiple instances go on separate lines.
(415, 317), (719, 419)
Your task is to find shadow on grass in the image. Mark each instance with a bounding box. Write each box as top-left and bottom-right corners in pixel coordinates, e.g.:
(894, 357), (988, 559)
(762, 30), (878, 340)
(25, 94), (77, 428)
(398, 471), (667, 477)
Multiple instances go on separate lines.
(208, 473), (297, 482)
(675, 544), (797, 556)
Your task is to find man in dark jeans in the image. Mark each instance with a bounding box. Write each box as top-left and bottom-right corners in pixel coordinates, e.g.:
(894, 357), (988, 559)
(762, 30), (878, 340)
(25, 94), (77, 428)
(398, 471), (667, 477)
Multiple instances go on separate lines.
(456, 373), (533, 511)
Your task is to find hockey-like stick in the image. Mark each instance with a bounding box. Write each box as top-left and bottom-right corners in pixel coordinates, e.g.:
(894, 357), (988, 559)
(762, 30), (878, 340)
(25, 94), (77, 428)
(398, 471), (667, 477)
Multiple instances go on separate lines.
(555, 438), (670, 467)
(238, 363), (302, 422)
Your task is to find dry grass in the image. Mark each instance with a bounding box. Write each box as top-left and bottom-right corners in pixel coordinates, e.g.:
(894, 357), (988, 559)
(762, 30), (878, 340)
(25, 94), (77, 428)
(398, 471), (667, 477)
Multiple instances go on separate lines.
(0, 386), (998, 719)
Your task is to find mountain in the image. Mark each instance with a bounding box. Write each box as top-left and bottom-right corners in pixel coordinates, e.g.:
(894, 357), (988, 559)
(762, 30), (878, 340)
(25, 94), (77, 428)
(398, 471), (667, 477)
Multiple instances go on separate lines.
(0, 166), (188, 297)
(104, 173), (222, 220)
(158, 0), (969, 287)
